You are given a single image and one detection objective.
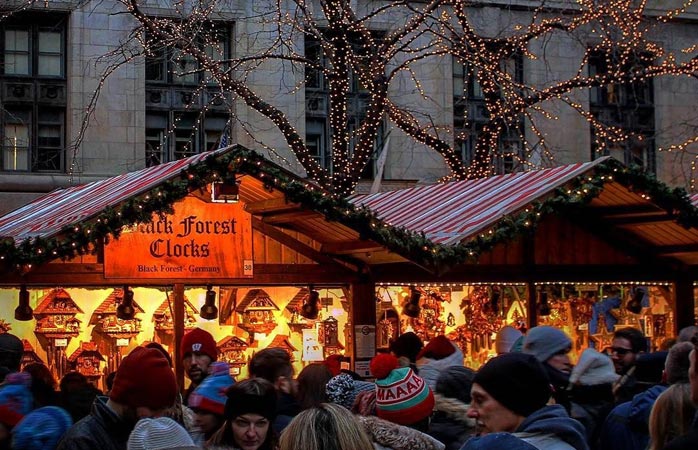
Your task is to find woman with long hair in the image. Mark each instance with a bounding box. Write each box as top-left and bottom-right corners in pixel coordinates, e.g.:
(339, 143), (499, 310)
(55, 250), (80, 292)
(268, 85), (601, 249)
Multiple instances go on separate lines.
(296, 363), (333, 410)
(648, 383), (696, 450)
(279, 403), (374, 450)
(207, 378), (278, 450)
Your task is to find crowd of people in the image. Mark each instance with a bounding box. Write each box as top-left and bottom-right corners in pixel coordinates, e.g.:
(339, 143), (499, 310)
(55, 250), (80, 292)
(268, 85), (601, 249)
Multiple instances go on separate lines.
(0, 323), (697, 450)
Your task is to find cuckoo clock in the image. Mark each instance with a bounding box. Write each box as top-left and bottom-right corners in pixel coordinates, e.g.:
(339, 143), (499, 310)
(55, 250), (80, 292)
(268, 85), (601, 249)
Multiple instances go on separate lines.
(153, 293), (199, 334)
(33, 288), (83, 380)
(20, 339), (44, 370)
(217, 336), (249, 376)
(286, 288), (316, 332)
(68, 342), (105, 383)
(236, 289), (280, 338)
(267, 335), (297, 362)
(91, 288), (144, 374)
(91, 288), (144, 338)
(0, 320), (11, 334)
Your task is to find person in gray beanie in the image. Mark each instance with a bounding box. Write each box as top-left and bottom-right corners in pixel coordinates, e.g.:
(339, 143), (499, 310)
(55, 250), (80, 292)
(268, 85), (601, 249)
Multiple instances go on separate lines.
(523, 326), (573, 411)
(463, 353), (588, 450)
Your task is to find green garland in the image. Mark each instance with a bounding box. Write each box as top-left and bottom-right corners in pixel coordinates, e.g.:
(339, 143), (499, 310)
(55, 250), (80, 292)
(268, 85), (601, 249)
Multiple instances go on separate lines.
(1, 146), (696, 274)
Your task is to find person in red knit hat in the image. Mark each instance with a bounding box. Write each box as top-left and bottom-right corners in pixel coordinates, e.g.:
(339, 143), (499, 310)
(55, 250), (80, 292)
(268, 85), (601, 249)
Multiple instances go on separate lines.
(56, 346), (178, 450)
(416, 335), (464, 391)
(180, 327), (218, 406)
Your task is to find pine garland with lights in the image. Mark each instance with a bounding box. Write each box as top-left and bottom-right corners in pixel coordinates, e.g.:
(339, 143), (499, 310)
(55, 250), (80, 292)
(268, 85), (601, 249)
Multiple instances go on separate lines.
(1, 147), (697, 274)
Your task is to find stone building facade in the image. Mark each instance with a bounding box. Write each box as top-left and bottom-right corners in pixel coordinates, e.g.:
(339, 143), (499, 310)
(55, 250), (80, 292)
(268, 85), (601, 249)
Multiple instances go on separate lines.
(1, 0), (697, 214)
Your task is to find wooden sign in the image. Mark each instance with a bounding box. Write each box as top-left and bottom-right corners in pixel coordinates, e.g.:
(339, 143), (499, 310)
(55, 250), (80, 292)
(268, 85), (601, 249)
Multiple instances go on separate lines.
(104, 196), (252, 279)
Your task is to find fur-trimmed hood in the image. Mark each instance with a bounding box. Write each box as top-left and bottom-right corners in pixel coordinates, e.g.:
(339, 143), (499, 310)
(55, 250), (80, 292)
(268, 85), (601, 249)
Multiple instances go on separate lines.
(433, 393), (477, 427)
(358, 415), (445, 450)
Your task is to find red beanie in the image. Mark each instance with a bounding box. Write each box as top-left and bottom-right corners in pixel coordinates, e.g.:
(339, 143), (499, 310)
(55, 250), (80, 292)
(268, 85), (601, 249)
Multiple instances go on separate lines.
(180, 328), (218, 361)
(416, 335), (456, 361)
(324, 355), (343, 377)
(110, 347), (177, 410)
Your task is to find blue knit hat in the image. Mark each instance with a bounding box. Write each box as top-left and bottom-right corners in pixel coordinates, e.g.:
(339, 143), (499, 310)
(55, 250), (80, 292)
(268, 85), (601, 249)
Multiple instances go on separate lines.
(522, 326), (572, 363)
(0, 372), (33, 428)
(12, 406), (73, 450)
(188, 361), (235, 415)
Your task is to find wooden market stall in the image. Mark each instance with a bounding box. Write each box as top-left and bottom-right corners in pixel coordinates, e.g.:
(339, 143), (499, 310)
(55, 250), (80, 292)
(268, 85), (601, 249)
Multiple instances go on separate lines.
(1, 145), (698, 386)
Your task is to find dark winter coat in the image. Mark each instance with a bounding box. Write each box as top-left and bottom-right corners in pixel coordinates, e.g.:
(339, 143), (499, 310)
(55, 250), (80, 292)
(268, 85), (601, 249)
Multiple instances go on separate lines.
(663, 412), (698, 450)
(460, 404), (589, 450)
(568, 383), (615, 449)
(598, 384), (666, 450)
(272, 391), (300, 434)
(55, 396), (134, 450)
(428, 394), (477, 450)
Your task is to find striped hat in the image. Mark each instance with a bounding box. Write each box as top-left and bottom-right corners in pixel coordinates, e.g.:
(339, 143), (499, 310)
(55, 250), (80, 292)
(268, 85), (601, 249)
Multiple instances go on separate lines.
(127, 417), (199, 450)
(370, 353), (434, 426)
(188, 361), (235, 415)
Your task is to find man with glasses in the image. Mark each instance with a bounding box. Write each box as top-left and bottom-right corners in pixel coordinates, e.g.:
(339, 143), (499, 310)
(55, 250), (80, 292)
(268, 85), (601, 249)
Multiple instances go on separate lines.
(608, 327), (648, 405)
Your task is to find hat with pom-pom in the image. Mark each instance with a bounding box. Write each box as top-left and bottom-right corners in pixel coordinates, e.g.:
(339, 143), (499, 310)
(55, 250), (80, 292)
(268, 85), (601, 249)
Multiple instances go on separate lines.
(188, 361), (235, 415)
(12, 406), (72, 450)
(326, 373), (375, 410)
(0, 371), (33, 428)
(370, 353), (434, 426)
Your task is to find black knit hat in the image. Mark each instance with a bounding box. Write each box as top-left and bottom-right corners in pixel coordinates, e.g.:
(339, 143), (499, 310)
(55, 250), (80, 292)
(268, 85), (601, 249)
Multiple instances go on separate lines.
(473, 353), (552, 417)
(389, 332), (424, 363)
(436, 366), (475, 404)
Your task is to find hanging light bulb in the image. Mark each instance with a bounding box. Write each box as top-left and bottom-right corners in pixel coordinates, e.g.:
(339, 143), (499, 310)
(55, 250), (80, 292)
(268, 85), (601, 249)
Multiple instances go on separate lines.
(200, 285), (219, 320)
(116, 286), (136, 320)
(402, 286), (421, 318)
(14, 285), (33, 321)
(300, 287), (320, 320)
(538, 291), (551, 317)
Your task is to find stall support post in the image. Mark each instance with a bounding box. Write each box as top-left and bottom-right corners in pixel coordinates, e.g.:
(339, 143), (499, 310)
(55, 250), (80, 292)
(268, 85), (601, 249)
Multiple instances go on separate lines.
(674, 277), (695, 332)
(173, 283), (185, 394)
(351, 280), (376, 378)
(526, 281), (537, 330)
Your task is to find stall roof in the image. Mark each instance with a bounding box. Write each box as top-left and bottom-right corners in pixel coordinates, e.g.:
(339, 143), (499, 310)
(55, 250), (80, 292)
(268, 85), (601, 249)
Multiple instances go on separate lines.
(349, 159), (608, 245)
(1, 145), (698, 272)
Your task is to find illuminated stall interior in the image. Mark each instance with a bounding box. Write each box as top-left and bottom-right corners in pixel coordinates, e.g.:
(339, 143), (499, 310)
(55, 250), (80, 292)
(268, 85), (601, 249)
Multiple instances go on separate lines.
(377, 282), (678, 368)
(0, 285), (351, 391)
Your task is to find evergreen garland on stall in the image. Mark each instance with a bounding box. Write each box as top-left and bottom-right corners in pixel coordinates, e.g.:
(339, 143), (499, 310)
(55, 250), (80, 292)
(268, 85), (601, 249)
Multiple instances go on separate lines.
(1, 147), (697, 274)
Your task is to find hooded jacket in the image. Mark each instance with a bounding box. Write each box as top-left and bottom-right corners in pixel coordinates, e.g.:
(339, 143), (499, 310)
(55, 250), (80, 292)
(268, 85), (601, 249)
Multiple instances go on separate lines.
(461, 404), (589, 450)
(416, 342), (464, 391)
(55, 396), (133, 450)
(427, 394), (477, 450)
(599, 384), (666, 450)
(357, 415), (445, 450)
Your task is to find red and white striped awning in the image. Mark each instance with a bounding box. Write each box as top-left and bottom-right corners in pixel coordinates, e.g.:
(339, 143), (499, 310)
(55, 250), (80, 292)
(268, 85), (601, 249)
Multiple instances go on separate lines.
(350, 158), (611, 246)
(0, 149), (225, 243)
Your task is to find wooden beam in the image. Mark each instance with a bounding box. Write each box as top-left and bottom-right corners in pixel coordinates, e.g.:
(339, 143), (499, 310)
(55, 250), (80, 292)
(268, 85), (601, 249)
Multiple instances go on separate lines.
(605, 214), (675, 225)
(0, 263), (359, 285)
(244, 197), (300, 215)
(261, 210), (321, 224)
(586, 204), (661, 216)
(656, 244), (698, 254)
(252, 217), (356, 273)
(321, 240), (385, 254)
(173, 283), (185, 395)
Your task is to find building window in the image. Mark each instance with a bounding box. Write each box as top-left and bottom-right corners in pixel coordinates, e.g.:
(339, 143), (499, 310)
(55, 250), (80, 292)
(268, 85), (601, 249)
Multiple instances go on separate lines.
(144, 23), (232, 166)
(304, 32), (385, 179)
(588, 50), (655, 172)
(145, 25), (230, 85)
(453, 55), (525, 174)
(1, 13), (67, 172)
